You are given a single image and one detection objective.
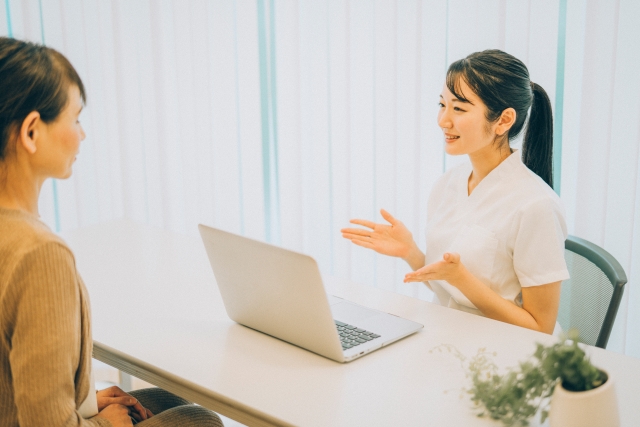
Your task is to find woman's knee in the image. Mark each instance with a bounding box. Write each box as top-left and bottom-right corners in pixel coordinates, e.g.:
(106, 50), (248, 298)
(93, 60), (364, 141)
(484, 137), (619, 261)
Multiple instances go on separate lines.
(129, 387), (192, 415)
(138, 405), (224, 427)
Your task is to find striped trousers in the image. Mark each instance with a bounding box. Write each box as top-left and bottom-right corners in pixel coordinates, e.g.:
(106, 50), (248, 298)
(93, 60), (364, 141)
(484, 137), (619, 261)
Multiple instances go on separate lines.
(130, 388), (224, 427)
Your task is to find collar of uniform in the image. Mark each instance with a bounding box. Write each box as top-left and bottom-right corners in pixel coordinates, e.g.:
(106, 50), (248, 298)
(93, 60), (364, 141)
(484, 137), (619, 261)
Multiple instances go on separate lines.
(495, 149), (523, 180)
(461, 149), (522, 203)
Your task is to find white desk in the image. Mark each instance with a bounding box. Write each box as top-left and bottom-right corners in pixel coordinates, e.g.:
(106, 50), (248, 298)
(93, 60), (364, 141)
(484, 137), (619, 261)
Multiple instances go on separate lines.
(63, 220), (640, 426)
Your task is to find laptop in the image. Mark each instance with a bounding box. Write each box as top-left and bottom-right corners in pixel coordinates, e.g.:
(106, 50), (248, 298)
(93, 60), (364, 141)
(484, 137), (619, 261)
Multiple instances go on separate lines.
(198, 224), (424, 363)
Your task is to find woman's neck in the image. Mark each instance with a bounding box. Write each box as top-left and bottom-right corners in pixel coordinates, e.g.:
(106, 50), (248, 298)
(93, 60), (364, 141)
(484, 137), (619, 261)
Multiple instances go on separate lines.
(467, 143), (513, 195)
(0, 161), (43, 216)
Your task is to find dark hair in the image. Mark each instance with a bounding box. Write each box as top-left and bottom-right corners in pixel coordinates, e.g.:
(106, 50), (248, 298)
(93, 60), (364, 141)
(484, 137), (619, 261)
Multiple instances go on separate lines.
(0, 37), (86, 160)
(446, 49), (554, 188)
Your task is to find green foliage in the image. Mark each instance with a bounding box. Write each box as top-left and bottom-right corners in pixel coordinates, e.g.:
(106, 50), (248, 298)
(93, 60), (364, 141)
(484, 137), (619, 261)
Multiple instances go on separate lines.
(432, 331), (606, 427)
(536, 337), (606, 392)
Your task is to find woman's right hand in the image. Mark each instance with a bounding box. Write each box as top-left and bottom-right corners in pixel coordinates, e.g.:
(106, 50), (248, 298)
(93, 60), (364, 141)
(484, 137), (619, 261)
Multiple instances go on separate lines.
(94, 404), (134, 427)
(341, 209), (418, 259)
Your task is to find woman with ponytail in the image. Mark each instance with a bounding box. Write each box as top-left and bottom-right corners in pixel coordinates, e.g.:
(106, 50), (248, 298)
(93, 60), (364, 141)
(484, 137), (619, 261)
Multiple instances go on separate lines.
(342, 50), (568, 334)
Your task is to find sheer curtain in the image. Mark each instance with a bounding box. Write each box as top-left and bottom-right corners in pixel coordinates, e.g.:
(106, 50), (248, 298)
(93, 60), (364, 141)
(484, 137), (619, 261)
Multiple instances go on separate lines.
(2, 0), (639, 357)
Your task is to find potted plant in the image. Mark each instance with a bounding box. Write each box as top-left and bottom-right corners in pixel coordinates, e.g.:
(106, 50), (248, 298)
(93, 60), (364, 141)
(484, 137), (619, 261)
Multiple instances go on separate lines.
(434, 332), (619, 426)
(545, 339), (618, 427)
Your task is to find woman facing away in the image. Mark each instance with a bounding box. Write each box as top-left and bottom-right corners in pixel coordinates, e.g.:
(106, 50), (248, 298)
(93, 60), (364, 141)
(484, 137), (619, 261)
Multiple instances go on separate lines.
(342, 50), (569, 335)
(0, 38), (223, 427)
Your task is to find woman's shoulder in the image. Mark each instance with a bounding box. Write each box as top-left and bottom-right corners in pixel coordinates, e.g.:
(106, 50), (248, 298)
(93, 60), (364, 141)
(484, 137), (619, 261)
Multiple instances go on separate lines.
(0, 209), (72, 271)
(502, 167), (567, 235)
(512, 163), (564, 211)
(0, 210), (79, 304)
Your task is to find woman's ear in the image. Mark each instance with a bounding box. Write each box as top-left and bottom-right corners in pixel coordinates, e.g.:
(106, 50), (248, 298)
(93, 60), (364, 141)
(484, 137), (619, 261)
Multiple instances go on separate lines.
(18, 111), (41, 154)
(495, 108), (516, 136)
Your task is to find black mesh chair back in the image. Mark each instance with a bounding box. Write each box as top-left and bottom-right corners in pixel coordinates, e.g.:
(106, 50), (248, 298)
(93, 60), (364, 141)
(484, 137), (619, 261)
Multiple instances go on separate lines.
(558, 235), (627, 348)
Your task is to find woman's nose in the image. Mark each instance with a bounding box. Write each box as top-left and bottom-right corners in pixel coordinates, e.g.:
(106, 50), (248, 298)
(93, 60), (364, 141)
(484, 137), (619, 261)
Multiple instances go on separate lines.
(438, 109), (452, 129)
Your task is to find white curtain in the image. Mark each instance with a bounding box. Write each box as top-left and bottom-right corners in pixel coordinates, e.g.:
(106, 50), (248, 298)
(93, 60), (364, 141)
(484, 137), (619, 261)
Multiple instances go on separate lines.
(2, 0), (639, 357)
(559, 0), (640, 356)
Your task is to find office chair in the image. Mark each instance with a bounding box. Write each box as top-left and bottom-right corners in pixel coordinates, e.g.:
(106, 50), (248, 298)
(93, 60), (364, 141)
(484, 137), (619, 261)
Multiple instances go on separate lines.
(557, 235), (627, 349)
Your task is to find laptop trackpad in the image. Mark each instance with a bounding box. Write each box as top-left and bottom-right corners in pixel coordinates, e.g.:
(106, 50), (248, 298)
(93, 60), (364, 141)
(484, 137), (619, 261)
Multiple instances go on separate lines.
(330, 301), (378, 324)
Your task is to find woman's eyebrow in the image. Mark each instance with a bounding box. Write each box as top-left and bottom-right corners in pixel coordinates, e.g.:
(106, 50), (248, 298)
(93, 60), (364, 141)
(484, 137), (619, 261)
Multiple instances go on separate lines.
(439, 94), (472, 104)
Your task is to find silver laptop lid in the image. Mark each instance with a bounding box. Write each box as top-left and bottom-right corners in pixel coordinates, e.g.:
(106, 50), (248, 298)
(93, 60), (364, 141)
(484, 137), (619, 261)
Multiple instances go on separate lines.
(198, 224), (344, 362)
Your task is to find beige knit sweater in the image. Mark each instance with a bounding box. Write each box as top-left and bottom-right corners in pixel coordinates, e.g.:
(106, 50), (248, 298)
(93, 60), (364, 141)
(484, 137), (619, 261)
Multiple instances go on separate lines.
(0, 207), (110, 427)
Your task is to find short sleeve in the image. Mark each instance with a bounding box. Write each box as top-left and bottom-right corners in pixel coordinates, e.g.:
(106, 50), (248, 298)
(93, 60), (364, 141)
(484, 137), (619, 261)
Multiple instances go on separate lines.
(512, 198), (570, 287)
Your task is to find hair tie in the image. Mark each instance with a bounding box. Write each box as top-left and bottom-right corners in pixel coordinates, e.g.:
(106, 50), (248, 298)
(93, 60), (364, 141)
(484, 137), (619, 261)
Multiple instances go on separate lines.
(530, 81), (535, 90)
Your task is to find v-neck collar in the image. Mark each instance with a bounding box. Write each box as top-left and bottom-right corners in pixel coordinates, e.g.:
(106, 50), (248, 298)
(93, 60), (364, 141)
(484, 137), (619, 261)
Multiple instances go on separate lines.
(461, 150), (521, 201)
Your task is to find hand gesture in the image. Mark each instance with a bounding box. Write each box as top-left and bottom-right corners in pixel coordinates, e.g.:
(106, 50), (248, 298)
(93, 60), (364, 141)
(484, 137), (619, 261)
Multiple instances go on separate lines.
(341, 209), (417, 259)
(94, 404), (134, 427)
(404, 252), (466, 286)
(96, 386), (153, 423)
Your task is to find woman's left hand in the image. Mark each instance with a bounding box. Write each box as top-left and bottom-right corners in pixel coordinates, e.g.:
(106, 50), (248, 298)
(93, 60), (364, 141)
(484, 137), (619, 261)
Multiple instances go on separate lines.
(96, 386), (153, 422)
(404, 252), (467, 286)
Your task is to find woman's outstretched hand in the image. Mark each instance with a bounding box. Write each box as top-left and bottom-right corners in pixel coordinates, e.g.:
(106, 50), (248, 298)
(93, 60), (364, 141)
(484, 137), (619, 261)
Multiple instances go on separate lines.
(404, 252), (467, 285)
(341, 209), (418, 260)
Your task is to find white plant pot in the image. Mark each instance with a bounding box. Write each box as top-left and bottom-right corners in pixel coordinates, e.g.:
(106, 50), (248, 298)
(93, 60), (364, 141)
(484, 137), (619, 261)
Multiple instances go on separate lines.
(549, 370), (619, 427)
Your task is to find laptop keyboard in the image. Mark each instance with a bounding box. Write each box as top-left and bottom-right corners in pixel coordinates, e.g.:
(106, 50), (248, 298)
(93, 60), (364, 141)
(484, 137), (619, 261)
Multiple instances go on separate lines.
(335, 320), (380, 350)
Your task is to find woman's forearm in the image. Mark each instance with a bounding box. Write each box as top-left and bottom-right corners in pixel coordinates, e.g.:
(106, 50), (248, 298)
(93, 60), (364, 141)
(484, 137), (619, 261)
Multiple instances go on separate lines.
(402, 244), (426, 271)
(452, 270), (551, 333)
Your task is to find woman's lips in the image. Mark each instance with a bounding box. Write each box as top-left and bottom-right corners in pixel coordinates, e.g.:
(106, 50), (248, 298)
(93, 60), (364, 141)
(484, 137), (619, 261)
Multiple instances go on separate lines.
(444, 134), (460, 143)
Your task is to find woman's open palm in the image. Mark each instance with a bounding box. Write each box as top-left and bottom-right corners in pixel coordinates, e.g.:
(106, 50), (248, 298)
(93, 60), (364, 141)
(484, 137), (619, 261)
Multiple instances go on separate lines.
(341, 209), (415, 258)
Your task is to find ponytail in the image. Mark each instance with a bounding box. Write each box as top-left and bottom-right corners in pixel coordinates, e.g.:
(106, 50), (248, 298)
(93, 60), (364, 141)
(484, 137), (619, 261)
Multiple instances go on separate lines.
(522, 83), (554, 188)
(446, 50), (555, 189)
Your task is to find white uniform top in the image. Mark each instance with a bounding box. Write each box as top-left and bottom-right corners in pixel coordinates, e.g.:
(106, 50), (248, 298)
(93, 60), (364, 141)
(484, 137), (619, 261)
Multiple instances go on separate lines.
(426, 151), (570, 316)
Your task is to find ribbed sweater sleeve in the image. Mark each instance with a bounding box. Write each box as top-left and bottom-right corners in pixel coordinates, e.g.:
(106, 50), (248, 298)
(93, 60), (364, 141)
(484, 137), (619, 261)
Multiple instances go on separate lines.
(8, 241), (110, 427)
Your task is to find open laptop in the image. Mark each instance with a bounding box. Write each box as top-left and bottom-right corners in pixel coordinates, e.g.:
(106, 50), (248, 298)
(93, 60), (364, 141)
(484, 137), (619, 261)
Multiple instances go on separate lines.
(198, 224), (423, 363)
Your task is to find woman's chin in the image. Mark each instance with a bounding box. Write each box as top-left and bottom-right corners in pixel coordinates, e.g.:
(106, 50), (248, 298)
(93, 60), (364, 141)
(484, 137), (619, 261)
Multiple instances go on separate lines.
(55, 168), (74, 180)
(444, 143), (465, 156)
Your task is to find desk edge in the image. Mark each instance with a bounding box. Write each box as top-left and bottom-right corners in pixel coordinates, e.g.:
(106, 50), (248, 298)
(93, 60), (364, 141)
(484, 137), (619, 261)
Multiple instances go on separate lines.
(93, 341), (294, 427)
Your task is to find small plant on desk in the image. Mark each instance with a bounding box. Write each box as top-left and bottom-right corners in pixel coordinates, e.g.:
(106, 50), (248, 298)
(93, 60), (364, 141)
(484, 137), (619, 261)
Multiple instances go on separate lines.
(432, 331), (607, 427)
